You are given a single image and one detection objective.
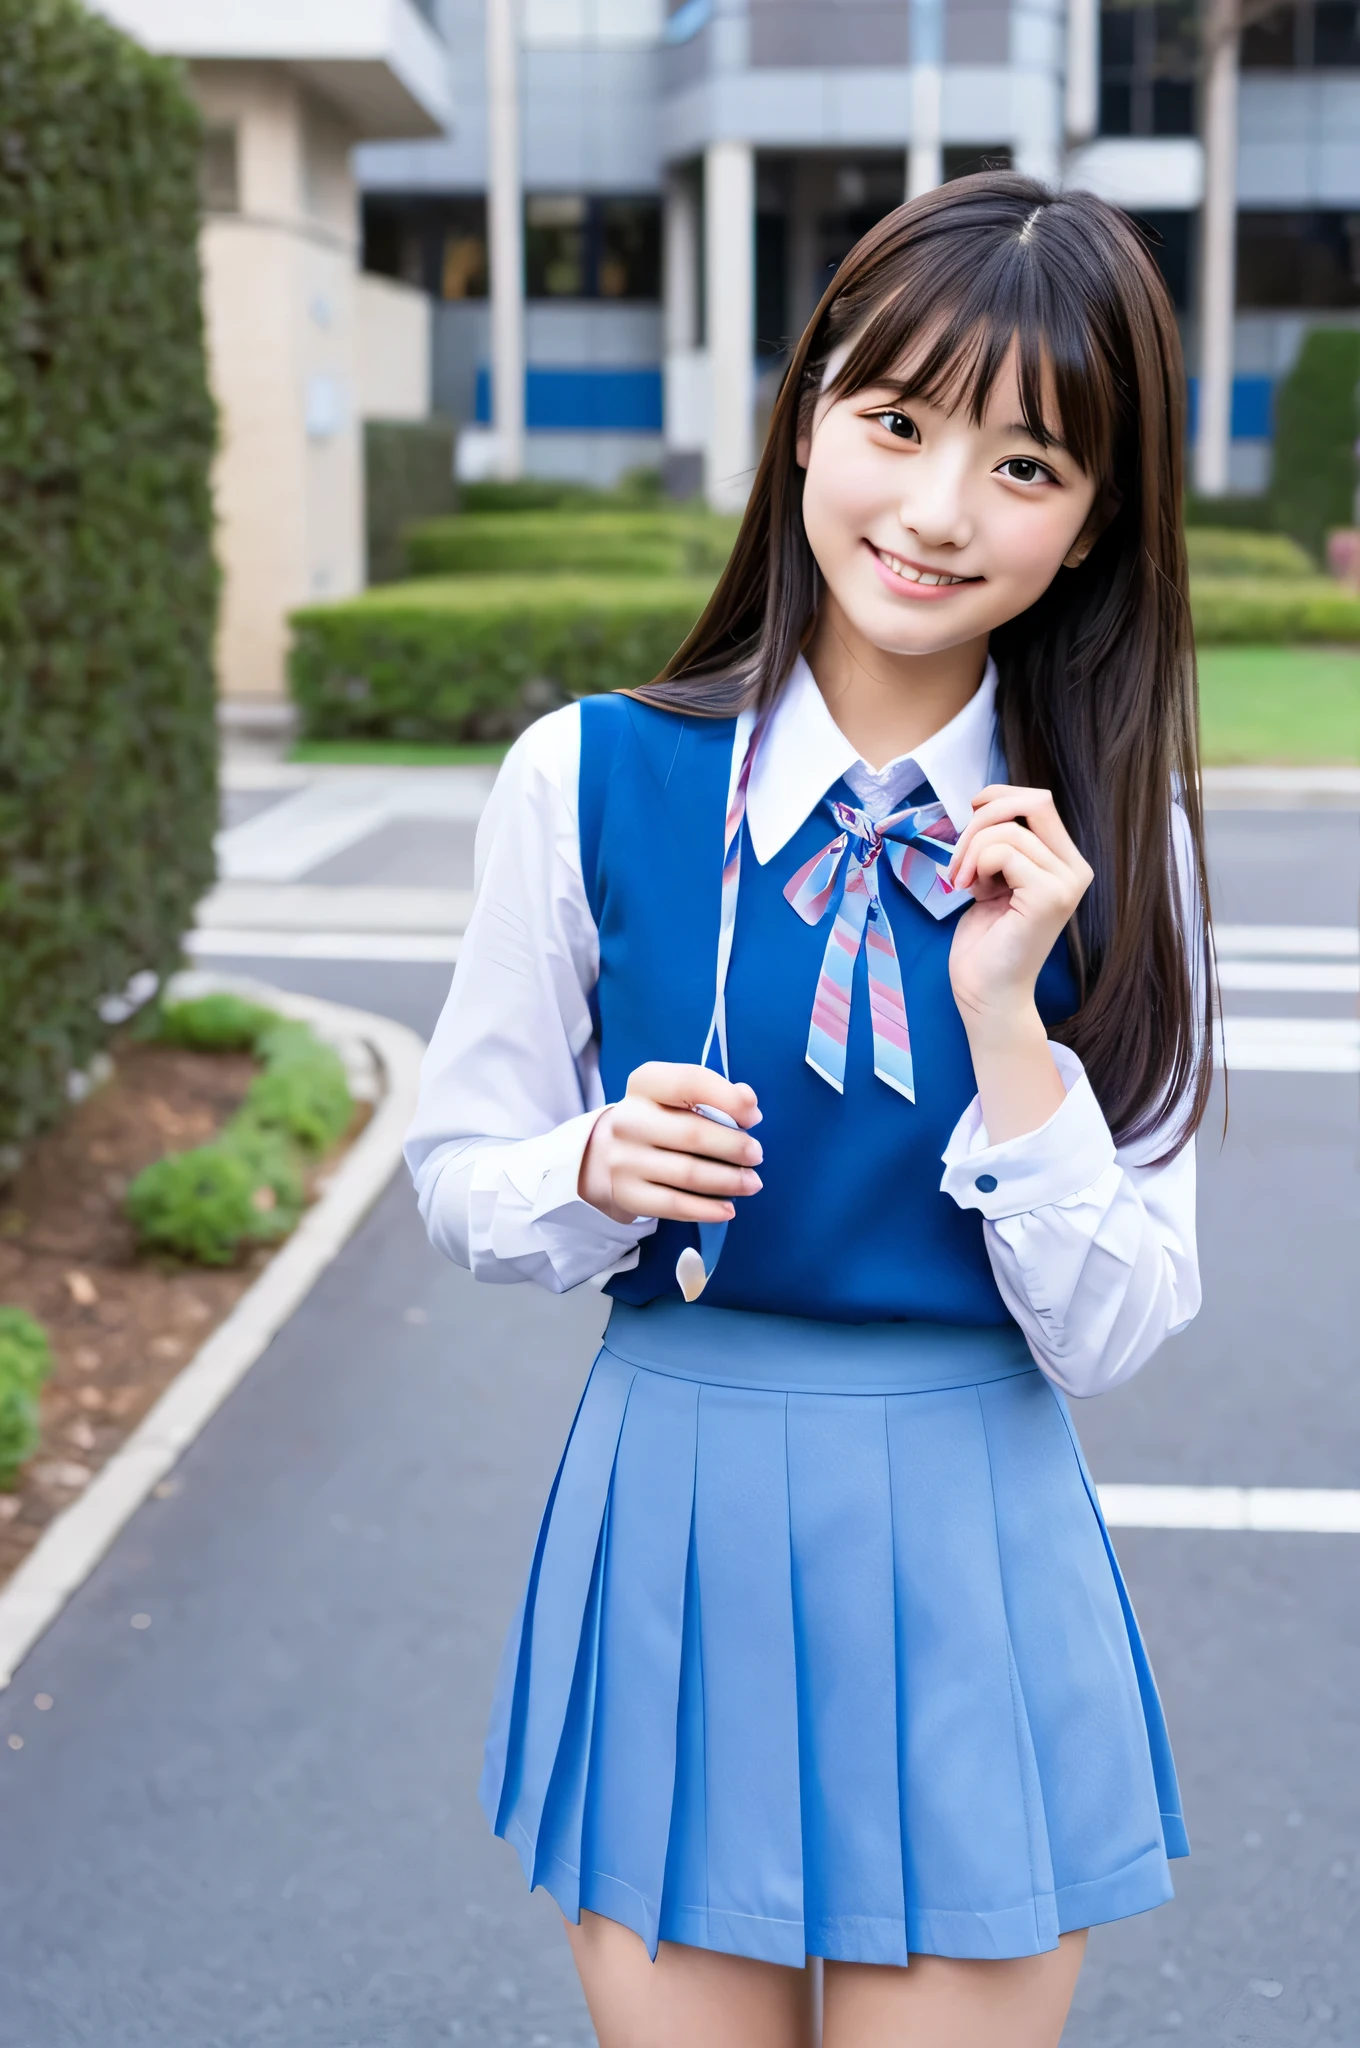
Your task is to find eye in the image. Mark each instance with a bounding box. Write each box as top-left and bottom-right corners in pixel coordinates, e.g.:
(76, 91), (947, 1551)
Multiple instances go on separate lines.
(996, 456), (1057, 485)
(870, 409), (920, 443)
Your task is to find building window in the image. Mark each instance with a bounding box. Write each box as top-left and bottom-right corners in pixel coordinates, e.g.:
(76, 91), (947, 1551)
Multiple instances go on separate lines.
(1237, 211), (1360, 307)
(1242, 0), (1360, 65)
(524, 195), (661, 300)
(1099, 0), (1198, 136)
(199, 126), (239, 213)
(943, 147), (1014, 181)
(1129, 209), (1193, 309)
(362, 195), (488, 298)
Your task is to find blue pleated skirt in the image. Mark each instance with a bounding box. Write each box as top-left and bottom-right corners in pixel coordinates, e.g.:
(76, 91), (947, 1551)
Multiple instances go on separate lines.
(481, 1299), (1187, 1969)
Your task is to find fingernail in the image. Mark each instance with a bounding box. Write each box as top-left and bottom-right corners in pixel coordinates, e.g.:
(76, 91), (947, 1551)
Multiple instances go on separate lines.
(749, 1142), (764, 1164)
(750, 1109), (763, 1126)
(747, 1173), (763, 1192)
(723, 1203), (736, 1218)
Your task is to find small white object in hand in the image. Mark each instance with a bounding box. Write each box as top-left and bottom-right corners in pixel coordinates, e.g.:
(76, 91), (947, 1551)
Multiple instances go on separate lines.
(675, 1247), (709, 1302)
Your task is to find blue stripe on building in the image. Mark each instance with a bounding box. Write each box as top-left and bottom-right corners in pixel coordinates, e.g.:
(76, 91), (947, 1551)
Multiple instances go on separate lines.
(475, 366), (664, 433)
(1186, 376), (1275, 441)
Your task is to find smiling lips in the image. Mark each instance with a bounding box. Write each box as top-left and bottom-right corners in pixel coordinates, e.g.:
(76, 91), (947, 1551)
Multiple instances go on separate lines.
(868, 541), (980, 598)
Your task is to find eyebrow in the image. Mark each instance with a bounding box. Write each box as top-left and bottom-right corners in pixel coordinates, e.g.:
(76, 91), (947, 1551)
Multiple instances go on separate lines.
(1000, 419), (1070, 454)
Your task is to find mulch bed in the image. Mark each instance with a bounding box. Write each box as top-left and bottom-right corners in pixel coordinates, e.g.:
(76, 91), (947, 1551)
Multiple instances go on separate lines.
(0, 1037), (366, 1589)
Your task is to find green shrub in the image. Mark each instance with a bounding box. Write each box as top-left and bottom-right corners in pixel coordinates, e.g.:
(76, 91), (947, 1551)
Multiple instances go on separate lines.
(403, 509), (739, 581)
(125, 1142), (294, 1266)
(461, 467), (667, 515)
(1191, 577), (1360, 644)
(1272, 329), (1360, 562)
(125, 997), (353, 1263)
(1183, 492), (1276, 531)
(0, 1306), (54, 1489)
(366, 418), (458, 583)
(158, 994), (278, 1053)
(1185, 529), (1316, 578)
(290, 575), (716, 741)
(0, 0), (218, 1152)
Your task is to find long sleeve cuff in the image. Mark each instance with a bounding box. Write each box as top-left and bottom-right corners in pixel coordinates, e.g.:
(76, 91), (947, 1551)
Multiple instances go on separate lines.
(468, 1108), (657, 1289)
(939, 1044), (1117, 1220)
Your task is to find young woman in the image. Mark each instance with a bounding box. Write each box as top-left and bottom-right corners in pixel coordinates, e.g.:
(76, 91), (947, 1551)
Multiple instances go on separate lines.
(406, 174), (1212, 2048)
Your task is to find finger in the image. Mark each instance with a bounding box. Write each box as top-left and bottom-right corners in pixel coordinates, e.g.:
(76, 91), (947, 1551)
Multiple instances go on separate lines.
(623, 1186), (738, 1225)
(613, 1143), (763, 1202)
(626, 1062), (762, 1128)
(952, 821), (1067, 893)
(950, 787), (1084, 877)
(614, 1099), (764, 1167)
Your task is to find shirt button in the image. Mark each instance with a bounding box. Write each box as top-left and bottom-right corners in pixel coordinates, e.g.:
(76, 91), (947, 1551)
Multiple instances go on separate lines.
(975, 1173), (998, 1193)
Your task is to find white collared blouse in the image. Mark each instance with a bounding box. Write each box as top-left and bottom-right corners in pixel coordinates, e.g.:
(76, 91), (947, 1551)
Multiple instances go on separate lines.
(404, 657), (1202, 1399)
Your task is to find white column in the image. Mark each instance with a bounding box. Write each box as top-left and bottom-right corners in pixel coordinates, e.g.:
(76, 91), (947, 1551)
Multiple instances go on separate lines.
(1196, 0), (1240, 498)
(704, 139), (755, 514)
(907, 0), (944, 199)
(1064, 0), (1099, 143)
(486, 0), (524, 480)
(664, 173), (699, 354)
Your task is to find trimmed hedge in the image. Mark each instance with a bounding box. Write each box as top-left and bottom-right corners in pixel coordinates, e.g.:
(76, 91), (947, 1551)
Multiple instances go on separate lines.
(1190, 577), (1360, 644)
(0, 0), (218, 1152)
(290, 575), (716, 740)
(404, 509), (740, 581)
(366, 418), (458, 584)
(1184, 492), (1276, 532)
(460, 470), (667, 514)
(1185, 529), (1316, 579)
(0, 1306), (54, 1489)
(126, 996), (354, 1264)
(1272, 329), (1360, 563)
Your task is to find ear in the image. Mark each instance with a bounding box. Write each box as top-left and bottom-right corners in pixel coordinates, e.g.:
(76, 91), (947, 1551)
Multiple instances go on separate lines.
(1063, 480), (1122, 569)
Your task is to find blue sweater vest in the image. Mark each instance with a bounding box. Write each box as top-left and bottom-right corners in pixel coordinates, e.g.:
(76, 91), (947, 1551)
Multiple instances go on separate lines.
(578, 693), (1080, 1325)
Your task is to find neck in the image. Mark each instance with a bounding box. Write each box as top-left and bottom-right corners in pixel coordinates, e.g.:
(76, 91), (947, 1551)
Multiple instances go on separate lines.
(803, 596), (990, 770)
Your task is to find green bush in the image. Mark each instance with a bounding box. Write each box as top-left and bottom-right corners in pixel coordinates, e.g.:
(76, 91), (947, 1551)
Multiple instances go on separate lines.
(460, 468), (667, 514)
(366, 418), (458, 584)
(126, 997), (353, 1263)
(1191, 577), (1360, 644)
(404, 510), (740, 581)
(1183, 492), (1276, 531)
(0, 1306), (54, 1489)
(0, 0), (218, 1152)
(1185, 529), (1316, 578)
(1272, 329), (1360, 562)
(290, 575), (716, 741)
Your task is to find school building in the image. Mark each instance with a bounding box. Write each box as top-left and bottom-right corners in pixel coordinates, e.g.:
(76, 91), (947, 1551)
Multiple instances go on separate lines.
(360, 0), (1360, 506)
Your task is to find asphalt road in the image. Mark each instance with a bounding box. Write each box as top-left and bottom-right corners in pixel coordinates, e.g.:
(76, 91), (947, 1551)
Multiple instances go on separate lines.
(0, 804), (1354, 2047)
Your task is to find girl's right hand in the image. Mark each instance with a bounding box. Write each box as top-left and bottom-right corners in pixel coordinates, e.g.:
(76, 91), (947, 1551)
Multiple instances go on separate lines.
(578, 1063), (763, 1226)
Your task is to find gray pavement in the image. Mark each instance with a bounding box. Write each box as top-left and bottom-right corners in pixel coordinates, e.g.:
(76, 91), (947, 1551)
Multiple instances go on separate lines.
(0, 796), (1355, 2046)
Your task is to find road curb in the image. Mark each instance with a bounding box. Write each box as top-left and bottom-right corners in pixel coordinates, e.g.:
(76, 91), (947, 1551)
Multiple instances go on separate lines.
(0, 973), (427, 1691)
(1203, 765), (1360, 809)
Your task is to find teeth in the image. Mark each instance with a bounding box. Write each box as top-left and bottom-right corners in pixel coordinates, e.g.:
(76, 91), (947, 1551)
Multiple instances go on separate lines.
(880, 549), (965, 587)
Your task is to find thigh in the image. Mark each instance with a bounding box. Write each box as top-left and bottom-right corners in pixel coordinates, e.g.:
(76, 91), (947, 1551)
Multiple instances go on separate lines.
(823, 1929), (1087, 2048)
(565, 1909), (817, 2048)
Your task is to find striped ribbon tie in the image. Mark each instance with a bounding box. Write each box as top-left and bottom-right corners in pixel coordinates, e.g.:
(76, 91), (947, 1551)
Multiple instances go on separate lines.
(784, 789), (971, 1103)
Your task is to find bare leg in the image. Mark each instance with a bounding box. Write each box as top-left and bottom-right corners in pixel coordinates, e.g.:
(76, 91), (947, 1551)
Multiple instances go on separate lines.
(565, 1910), (818, 2048)
(824, 1929), (1087, 2048)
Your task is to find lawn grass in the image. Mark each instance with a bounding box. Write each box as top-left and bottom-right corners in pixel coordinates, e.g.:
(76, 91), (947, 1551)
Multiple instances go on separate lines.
(1198, 644), (1360, 765)
(288, 645), (1360, 770)
(290, 738), (510, 766)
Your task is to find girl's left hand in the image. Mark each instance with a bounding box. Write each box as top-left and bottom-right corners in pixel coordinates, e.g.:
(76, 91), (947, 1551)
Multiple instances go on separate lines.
(945, 786), (1093, 1037)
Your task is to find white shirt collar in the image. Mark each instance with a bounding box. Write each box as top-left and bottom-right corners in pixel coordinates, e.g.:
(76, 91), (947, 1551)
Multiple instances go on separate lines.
(743, 652), (1000, 866)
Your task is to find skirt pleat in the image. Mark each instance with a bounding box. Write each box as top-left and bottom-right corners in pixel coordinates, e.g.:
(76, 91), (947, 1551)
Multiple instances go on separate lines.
(482, 1310), (1185, 1968)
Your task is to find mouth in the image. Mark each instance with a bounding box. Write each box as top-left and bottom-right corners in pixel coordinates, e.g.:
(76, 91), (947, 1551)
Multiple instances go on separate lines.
(866, 541), (981, 598)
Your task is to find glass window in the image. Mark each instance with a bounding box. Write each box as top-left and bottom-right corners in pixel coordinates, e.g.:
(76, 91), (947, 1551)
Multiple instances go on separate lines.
(362, 195), (487, 298)
(1237, 211), (1360, 308)
(1242, 2), (1301, 64)
(1314, 0), (1360, 61)
(1099, 0), (1197, 136)
(524, 195), (661, 300)
(199, 127), (239, 213)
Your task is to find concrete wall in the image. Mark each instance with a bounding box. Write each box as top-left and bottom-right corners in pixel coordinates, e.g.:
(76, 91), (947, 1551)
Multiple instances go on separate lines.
(358, 273), (434, 418)
(192, 63), (365, 702)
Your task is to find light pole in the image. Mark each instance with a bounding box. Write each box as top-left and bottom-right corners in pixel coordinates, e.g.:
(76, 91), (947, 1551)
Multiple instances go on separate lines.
(1195, 0), (1240, 498)
(907, 0), (944, 199)
(486, 0), (524, 480)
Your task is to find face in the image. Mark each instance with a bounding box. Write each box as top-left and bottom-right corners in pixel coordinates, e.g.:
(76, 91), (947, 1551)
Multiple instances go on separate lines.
(797, 337), (1102, 660)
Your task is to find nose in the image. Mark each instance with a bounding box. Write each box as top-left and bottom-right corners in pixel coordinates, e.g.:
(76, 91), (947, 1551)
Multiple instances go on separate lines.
(897, 444), (974, 553)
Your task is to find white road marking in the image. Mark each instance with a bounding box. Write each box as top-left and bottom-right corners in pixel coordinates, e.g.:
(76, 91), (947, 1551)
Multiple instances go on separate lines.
(1099, 1485), (1360, 1534)
(196, 883), (473, 933)
(185, 930), (463, 963)
(215, 768), (495, 882)
(1217, 1017), (1360, 1072)
(1216, 924), (1357, 958)
(1217, 960), (1359, 993)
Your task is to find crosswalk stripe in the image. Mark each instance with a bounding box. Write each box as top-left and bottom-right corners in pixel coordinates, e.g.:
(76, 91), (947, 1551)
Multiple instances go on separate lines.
(1099, 1485), (1360, 1534)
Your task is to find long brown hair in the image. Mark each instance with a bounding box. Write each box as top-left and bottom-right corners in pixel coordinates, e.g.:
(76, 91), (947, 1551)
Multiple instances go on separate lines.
(635, 172), (1213, 1155)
